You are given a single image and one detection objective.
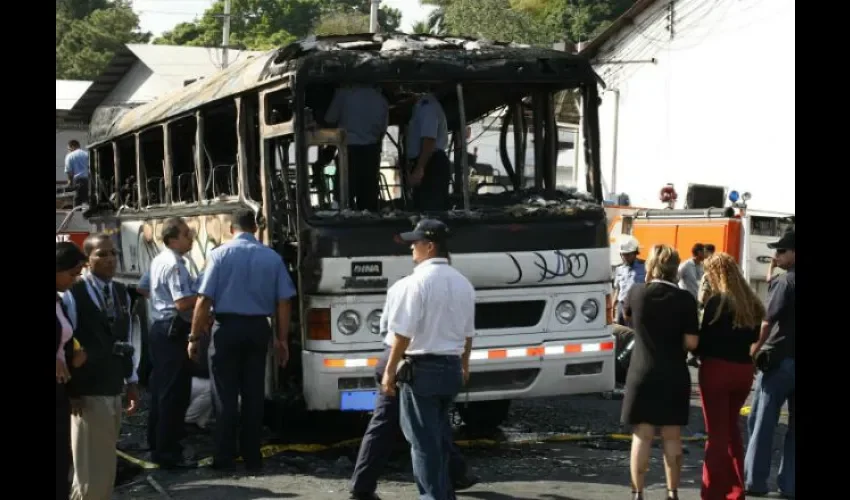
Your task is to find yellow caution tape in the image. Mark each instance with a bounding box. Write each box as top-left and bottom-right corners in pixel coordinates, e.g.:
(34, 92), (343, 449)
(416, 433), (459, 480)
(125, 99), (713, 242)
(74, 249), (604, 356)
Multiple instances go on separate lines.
(115, 405), (788, 469)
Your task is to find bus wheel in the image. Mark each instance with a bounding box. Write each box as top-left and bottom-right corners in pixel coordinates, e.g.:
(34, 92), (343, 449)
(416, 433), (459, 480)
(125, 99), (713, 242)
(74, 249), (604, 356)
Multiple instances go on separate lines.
(456, 400), (511, 432)
(130, 298), (151, 388)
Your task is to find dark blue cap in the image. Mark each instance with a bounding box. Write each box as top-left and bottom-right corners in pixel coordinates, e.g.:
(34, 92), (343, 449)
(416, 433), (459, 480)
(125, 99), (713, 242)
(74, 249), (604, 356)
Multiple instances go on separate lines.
(767, 229), (795, 250)
(399, 219), (449, 243)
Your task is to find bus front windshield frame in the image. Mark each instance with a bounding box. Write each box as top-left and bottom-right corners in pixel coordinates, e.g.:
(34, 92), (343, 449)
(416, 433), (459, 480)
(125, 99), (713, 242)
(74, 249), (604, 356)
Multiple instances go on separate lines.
(290, 79), (603, 222)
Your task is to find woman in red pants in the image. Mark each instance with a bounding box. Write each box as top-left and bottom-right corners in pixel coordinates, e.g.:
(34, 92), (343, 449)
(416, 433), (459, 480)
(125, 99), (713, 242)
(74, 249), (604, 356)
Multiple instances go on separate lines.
(697, 252), (765, 500)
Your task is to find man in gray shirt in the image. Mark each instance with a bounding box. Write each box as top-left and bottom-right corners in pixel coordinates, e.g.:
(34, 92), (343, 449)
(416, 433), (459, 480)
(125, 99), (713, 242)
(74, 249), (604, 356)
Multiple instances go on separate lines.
(678, 243), (705, 299)
(324, 84), (389, 211)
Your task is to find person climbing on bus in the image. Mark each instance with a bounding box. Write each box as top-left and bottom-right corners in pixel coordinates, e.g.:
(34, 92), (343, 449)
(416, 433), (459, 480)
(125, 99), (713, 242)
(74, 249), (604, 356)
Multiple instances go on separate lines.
(613, 237), (646, 327)
(322, 84), (389, 211)
(405, 88), (451, 212)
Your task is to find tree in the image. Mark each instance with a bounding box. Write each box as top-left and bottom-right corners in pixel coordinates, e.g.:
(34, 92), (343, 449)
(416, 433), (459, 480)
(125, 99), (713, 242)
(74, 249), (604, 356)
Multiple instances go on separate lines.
(411, 20), (431, 35)
(422, 0), (633, 44)
(56, 0), (151, 80)
(442, 0), (554, 45)
(155, 1), (402, 50)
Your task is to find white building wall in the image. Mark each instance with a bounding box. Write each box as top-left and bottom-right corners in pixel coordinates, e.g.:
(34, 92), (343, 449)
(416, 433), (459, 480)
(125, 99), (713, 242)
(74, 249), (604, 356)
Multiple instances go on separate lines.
(583, 0), (795, 213)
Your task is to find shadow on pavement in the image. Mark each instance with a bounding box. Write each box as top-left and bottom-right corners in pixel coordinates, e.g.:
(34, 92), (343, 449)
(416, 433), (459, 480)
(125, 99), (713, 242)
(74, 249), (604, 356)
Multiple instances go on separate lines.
(159, 484), (296, 499)
(462, 492), (583, 500)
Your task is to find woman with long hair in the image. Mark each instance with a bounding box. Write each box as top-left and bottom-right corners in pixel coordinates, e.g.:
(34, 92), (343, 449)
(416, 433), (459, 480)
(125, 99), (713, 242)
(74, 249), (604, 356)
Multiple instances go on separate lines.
(621, 244), (700, 500)
(697, 252), (765, 500)
(56, 242), (88, 500)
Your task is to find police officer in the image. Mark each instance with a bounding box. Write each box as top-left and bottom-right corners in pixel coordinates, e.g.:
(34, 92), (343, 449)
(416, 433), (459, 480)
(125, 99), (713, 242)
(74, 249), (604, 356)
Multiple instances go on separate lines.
(62, 233), (140, 500)
(744, 229), (795, 497)
(349, 296), (478, 500)
(146, 217), (197, 468)
(324, 84), (389, 211)
(406, 91), (451, 212)
(189, 209), (297, 472)
(613, 237), (646, 326)
(382, 218), (476, 500)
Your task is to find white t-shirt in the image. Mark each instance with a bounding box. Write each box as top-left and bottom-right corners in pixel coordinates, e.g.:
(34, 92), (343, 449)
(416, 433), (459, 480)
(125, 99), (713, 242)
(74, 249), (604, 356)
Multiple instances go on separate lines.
(383, 258), (476, 356)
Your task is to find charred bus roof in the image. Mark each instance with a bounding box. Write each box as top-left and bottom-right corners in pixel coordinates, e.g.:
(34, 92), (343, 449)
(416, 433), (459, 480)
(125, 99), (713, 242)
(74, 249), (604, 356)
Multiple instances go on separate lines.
(89, 33), (603, 147)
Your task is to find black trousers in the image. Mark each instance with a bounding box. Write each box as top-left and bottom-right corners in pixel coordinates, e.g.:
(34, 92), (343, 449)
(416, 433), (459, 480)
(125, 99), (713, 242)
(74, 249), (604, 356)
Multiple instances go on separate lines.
(347, 144), (382, 211)
(350, 347), (468, 495)
(411, 150), (451, 212)
(72, 177), (89, 207)
(209, 314), (271, 466)
(56, 382), (71, 500)
(147, 318), (192, 464)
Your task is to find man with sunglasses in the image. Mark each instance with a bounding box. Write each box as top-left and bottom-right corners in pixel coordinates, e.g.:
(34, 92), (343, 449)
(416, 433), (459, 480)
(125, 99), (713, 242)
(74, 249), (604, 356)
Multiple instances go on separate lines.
(744, 229), (795, 498)
(62, 233), (139, 500)
(146, 217), (198, 468)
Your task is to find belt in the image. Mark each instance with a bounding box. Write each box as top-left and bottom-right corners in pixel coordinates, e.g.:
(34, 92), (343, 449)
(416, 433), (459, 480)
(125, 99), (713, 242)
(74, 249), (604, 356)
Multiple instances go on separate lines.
(215, 313), (269, 320)
(406, 353), (460, 361)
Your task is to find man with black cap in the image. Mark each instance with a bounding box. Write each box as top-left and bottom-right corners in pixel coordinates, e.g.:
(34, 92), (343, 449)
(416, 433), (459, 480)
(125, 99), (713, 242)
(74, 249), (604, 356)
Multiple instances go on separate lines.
(349, 226), (478, 499)
(744, 229), (795, 498)
(381, 218), (476, 500)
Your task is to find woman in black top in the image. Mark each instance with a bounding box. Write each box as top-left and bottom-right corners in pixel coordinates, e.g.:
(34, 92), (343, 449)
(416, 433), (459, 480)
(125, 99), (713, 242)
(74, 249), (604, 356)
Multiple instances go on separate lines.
(56, 242), (88, 500)
(621, 244), (699, 500)
(696, 252), (764, 500)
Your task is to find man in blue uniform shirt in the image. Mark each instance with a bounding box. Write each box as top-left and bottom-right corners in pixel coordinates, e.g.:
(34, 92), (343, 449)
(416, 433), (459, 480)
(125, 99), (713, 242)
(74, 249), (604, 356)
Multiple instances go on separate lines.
(406, 91), (451, 212)
(189, 209), (297, 471)
(146, 217), (198, 468)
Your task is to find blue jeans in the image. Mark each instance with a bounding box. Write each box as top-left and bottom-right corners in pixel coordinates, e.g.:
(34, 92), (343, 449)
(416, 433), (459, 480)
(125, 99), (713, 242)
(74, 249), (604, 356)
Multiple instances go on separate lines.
(399, 356), (463, 500)
(744, 357), (795, 495)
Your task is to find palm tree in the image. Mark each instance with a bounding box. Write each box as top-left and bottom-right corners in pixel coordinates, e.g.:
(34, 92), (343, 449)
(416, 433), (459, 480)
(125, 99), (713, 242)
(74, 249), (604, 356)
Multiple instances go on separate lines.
(421, 0), (451, 35)
(411, 20), (431, 34)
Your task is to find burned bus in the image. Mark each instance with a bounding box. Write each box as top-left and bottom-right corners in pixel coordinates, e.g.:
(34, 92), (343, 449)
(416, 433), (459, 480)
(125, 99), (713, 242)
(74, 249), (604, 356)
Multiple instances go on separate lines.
(84, 34), (614, 430)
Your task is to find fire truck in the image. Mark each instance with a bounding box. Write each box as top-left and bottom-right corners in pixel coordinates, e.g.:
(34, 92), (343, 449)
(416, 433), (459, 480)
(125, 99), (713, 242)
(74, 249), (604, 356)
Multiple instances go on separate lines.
(75, 33), (616, 431)
(56, 184), (90, 246)
(606, 184), (794, 303)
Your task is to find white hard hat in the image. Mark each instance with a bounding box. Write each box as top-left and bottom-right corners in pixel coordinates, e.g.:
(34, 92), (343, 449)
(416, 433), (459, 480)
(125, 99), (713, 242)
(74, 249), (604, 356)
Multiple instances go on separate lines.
(620, 238), (639, 254)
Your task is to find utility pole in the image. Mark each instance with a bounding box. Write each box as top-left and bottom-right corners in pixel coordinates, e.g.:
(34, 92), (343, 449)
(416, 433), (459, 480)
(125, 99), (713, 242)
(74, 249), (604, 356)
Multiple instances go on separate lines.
(221, 0), (232, 68)
(369, 0), (380, 34)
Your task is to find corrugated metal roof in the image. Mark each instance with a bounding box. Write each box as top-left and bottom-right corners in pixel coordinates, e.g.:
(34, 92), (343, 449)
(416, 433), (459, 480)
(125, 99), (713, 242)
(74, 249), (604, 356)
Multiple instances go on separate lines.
(56, 80), (92, 110)
(90, 48), (276, 144)
(67, 44), (264, 124)
(125, 44), (263, 88)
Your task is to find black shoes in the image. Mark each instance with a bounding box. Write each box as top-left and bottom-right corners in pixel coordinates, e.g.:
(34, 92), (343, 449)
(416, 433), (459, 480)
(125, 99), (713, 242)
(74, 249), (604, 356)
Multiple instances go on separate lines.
(349, 493), (382, 500)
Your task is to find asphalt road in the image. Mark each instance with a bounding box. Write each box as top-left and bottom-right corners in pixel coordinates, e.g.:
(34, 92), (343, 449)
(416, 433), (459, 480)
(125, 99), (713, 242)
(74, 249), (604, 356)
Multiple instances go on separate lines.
(114, 368), (793, 500)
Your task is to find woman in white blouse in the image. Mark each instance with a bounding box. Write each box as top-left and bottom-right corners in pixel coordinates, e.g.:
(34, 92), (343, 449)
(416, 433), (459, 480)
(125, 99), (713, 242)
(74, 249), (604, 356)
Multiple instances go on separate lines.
(56, 242), (87, 500)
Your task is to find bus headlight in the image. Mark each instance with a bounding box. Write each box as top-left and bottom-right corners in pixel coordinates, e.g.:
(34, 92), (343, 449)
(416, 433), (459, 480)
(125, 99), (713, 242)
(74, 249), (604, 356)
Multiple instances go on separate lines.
(581, 299), (599, 322)
(366, 309), (383, 335)
(337, 310), (361, 335)
(555, 300), (576, 324)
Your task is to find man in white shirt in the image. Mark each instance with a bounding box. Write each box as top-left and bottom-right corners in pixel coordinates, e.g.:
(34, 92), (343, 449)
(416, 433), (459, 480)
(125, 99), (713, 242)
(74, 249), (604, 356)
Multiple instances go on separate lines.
(678, 243), (705, 299)
(381, 218), (476, 500)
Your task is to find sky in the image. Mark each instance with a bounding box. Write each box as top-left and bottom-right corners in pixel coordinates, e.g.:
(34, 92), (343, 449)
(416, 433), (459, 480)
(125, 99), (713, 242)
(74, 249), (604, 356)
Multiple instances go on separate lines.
(132, 0), (436, 37)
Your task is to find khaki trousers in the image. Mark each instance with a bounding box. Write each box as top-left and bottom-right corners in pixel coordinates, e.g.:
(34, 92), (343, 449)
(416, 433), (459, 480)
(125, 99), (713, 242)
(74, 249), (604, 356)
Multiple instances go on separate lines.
(70, 395), (122, 500)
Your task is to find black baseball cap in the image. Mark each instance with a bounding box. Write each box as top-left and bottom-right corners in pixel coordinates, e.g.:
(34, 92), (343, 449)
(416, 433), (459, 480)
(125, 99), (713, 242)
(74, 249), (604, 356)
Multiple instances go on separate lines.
(399, 219), (450, 243)
(767, 229), (795, 251)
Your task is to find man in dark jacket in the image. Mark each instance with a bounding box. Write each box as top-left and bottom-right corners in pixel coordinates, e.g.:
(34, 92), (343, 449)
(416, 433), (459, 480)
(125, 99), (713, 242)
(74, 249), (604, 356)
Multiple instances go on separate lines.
(63, 233), (140, 500)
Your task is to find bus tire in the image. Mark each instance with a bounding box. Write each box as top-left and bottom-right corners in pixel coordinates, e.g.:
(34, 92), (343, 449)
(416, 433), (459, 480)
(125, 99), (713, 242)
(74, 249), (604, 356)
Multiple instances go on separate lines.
(456, 400), (511, 432)
(130, 297), (152, 388)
